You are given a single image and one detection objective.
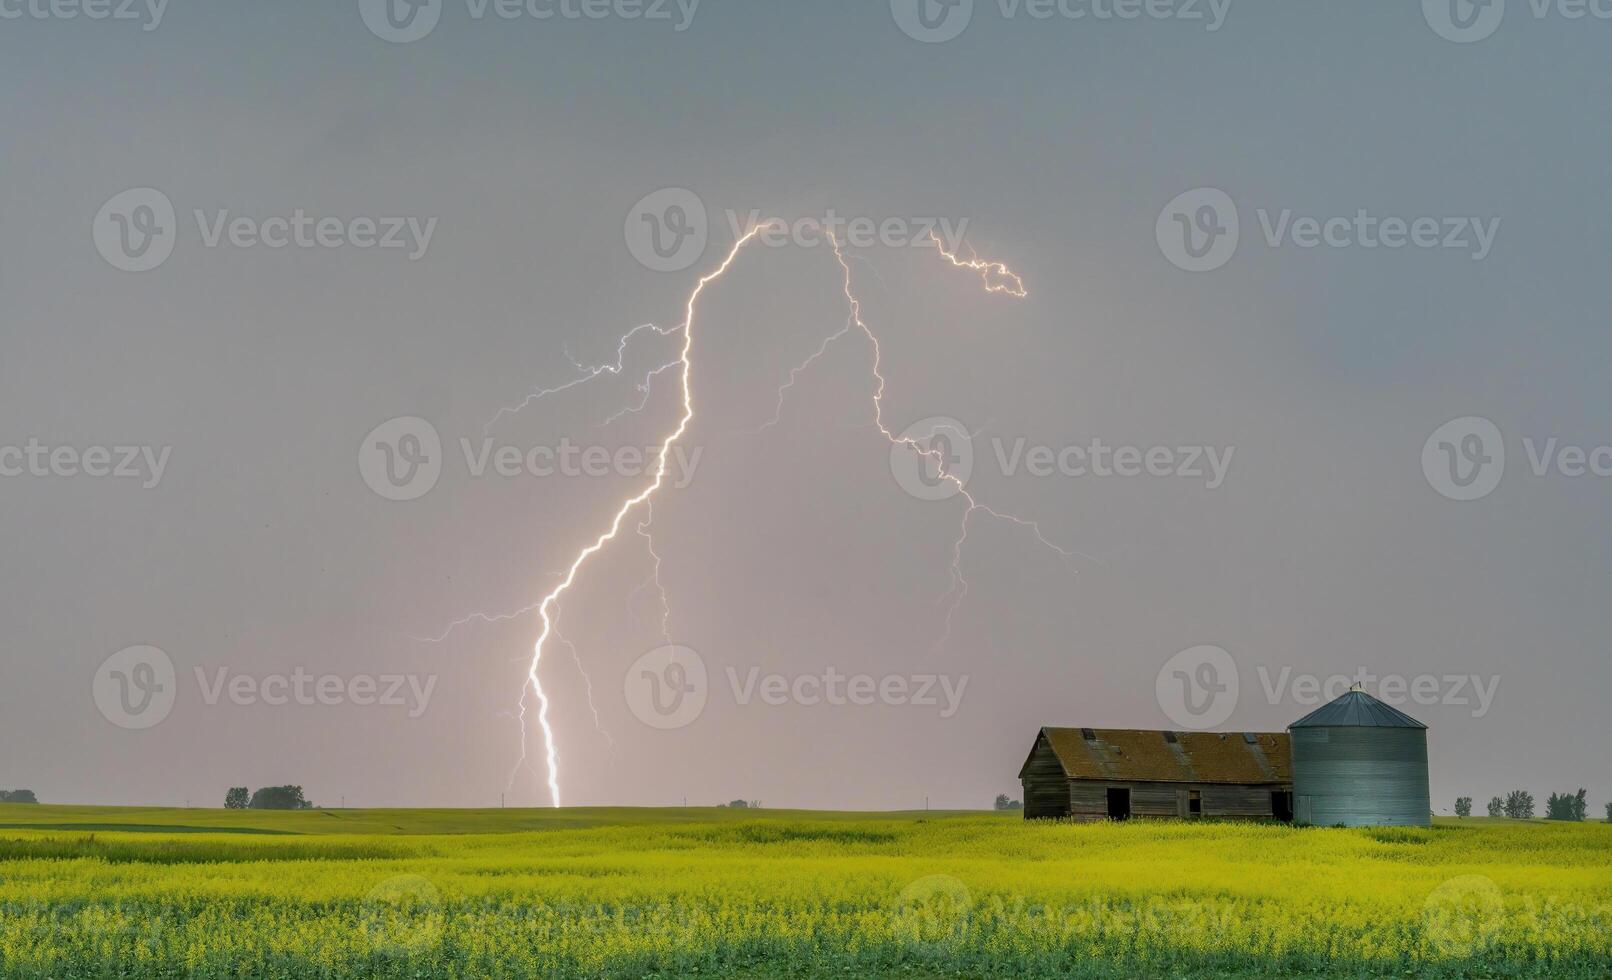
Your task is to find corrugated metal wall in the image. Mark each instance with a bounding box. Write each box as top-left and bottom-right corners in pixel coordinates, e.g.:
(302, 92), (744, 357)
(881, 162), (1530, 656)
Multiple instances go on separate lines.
(1291, 727), (1431, 827)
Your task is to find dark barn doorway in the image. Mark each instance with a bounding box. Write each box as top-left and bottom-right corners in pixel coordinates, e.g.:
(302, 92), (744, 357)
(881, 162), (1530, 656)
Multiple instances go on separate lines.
(1271, 790), (1294, 823)
(1106, 787), (1131, 820)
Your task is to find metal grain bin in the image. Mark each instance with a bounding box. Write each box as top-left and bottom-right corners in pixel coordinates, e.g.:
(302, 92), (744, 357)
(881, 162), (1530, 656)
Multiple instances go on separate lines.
(1289, 689), (1430, 827)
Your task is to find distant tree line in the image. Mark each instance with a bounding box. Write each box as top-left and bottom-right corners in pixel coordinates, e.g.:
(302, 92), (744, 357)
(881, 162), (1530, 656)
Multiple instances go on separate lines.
(0, 789), (38, 804)
(718, 800), (761, 809)
(224, 786), (316, 810)
(994, 794), (1023, 811)
(1462, 789), (1604, 821)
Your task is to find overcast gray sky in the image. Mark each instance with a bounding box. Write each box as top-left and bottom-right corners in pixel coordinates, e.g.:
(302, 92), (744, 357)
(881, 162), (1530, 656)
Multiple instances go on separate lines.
(1, 1), (1607, 811)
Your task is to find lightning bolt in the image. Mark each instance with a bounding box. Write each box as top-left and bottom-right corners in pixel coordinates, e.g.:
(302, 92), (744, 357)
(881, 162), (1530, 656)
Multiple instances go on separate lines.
(492, 219), (1072, 808)
(926, 230), (1028, 298)
(408, 584), (617, 758)
(510, 224), (776, 807)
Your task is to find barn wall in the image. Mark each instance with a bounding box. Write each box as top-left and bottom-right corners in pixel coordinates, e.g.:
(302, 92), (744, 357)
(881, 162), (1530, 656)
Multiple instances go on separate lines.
(1068, 782), (1105, 817)
(1020, 735), (1070, 819)
(1201, 784), (1281, 819)
(1058, 780), (1290, 821)
(1132, 783), (1185, 817)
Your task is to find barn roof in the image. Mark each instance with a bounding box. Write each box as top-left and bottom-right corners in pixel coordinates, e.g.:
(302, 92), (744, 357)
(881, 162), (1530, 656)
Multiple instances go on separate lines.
(1031, 728), (1291, 785)
(1288, 689), (1427, 729)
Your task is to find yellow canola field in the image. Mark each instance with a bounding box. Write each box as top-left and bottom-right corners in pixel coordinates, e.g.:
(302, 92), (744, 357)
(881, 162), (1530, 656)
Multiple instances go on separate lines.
(0, 806), (1607, 978)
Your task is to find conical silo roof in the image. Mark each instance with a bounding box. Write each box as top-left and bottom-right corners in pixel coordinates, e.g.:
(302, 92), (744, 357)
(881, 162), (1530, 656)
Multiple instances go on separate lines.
(1289, 689), (1427, 729)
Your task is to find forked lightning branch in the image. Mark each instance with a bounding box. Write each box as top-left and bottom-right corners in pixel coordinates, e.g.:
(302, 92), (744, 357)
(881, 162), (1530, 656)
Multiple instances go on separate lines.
(439, 219), (1071, 807)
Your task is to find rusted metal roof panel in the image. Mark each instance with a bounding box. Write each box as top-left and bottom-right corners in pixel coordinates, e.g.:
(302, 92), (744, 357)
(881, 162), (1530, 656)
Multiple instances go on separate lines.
(1040, 728), (1291, 785)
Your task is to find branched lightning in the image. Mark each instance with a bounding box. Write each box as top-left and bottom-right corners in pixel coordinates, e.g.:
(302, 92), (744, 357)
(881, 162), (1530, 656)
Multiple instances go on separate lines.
(411, 602), (544, 644)
(749, 313), (856, 434)
(600, 360), (682, 428)
(509, 225), (775, 807)
(937, 504), (975, 650)
(484, 321), (684, 434)
(814, 231), (1075, 658)
(633, 503), (675, 648)
(553, 617), (614, 757)
(457, 219), (1069, 808)
(412, 590), (621, 778)
(755, 231), (1071, 590)
(926, 230), (1028, 298)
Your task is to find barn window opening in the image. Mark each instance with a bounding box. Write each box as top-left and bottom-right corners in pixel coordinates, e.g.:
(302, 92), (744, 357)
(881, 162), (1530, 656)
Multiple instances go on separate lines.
(1081, 728), (1096, 741)
(1188, 790), (1202, 817)
(1106, 788), (1131, 821)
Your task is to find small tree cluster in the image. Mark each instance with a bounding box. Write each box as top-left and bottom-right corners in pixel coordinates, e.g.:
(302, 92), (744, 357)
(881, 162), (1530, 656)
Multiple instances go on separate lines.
(1545, 789), (1589, 822)
(1453, 797), (1472, 818)
(994, 794), (1023, 811)
(221, 786), (315, 810)
(1487, 796), (1504, 817)
(1503, 790), (1535, 819)
(0, 789), (38, 804)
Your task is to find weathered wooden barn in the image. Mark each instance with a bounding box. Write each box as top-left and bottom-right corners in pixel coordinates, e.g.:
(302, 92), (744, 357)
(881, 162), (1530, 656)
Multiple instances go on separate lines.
(1018, 728), (1294, 821)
